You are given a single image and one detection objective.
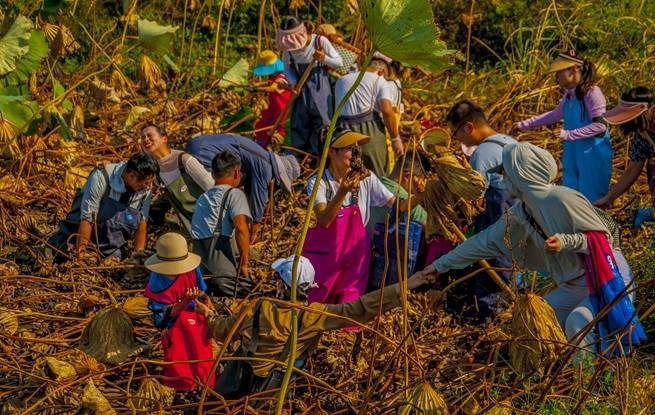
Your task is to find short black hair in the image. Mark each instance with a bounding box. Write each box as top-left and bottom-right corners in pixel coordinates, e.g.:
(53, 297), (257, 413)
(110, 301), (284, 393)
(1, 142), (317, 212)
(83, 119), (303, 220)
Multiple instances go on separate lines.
(126, 152), (159, 179)
(280, 15), (302, 31)
(211, 150), (241, 178)
(142, 124), (167, 137)
(445, 100), (488, 126)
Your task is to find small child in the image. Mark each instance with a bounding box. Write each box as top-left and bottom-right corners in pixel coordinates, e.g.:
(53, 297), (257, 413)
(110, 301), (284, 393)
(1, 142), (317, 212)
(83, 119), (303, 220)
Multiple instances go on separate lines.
(252, 50), (293, 149)
(512, 49), (613, 202)
(143, 232), (215, 391)
(191, 150), (253, 297)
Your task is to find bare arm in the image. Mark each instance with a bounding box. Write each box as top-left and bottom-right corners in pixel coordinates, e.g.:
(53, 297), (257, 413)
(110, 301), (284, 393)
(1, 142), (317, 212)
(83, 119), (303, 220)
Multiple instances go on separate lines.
(314, 181), (353, 228)
(75, 220), (93, 261)
(234, 215), (250, 275)
(595, 160), (644, 207)
(380, 99), (399, 137)
(134, 220), (147, 253)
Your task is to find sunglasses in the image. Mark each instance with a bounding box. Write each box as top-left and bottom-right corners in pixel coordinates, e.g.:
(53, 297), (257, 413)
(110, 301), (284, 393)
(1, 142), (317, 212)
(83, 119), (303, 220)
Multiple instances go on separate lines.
(451, 122), (468, 140)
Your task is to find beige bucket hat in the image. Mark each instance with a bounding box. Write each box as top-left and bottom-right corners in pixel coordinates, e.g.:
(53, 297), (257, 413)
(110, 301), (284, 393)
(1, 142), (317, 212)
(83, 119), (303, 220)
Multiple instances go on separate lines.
(144, 232), (201, 275)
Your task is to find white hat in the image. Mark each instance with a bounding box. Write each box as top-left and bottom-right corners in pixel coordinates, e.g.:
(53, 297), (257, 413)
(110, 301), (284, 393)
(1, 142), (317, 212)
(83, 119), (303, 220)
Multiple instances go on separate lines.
(144, 232), (201, 275)
(271, 255), (317, 289)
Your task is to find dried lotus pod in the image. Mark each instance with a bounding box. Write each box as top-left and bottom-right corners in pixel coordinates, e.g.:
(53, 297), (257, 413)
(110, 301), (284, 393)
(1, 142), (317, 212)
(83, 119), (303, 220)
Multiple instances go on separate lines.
(129, 377), (174, 411)
(0, 310), (18, 336)
(122, 296), (151, 320)
(78, 306), (144, 365)
(45, 357), (77, 381)
(399, 382), (448, 415)
(349, 145), (370, 181)
(79, 379), (115, 415)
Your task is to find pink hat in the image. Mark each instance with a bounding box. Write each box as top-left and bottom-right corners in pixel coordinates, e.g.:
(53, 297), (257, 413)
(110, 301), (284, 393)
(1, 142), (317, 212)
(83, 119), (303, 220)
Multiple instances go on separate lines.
(372, 51), (392, 65)
(603, 99), (650, 125)
(275, 23), (308, 52)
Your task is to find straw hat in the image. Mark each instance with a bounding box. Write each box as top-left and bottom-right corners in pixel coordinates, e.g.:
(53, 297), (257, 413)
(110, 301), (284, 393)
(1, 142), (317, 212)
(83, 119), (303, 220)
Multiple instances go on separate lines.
(420, 127), (451, 154)
(253, 50), (285, 77)
(603, 99), (651, 125)
(546, 50), (584, 74)
(330, 128), (370, 148)
(144, 233), (201, 275)
(317, 23), (337, 37)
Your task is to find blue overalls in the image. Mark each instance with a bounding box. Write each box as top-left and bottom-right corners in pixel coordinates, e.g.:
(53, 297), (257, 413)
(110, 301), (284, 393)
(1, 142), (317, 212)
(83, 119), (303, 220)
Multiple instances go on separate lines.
(561, 95), (613, 202)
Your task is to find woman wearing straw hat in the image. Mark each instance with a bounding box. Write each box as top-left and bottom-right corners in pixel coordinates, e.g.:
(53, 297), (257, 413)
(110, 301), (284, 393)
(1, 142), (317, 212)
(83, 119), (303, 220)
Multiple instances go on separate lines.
(276, 16), (343, 156)
(144, 232), (215, 390)
(251, 50), (293, 149)
(511, 50), (613, 203)
(595, 87), (655, 227)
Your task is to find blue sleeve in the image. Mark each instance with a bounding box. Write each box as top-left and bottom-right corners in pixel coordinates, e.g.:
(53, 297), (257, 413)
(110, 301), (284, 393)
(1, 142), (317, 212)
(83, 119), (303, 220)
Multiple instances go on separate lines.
(195, 268), (207, 291)
(148, 298), (171, 329)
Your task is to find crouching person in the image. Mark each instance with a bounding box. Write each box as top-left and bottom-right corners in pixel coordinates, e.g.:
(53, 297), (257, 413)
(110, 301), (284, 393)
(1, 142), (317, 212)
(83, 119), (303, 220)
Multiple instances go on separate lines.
(191, 151), (255, 297)
(48, 152), (158, 262)
(194, 255), (436, 402)
(144, 232), (215, 390)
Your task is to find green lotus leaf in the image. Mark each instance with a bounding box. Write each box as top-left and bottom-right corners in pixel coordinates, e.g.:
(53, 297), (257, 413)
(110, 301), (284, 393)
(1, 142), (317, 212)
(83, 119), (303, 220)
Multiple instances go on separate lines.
(138, 19), (178, 54)
(0, 16), (33, 76)
(218, 58), (249, 88)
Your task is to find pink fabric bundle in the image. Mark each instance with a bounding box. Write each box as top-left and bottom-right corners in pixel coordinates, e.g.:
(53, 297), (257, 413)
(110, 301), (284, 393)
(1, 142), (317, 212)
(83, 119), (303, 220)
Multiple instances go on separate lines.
(276, 23), (308, 52)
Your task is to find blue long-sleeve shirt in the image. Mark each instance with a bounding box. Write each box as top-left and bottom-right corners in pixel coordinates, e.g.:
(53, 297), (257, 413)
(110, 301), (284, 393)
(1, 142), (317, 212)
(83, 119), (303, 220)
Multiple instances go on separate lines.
(186, 134), (280, 223)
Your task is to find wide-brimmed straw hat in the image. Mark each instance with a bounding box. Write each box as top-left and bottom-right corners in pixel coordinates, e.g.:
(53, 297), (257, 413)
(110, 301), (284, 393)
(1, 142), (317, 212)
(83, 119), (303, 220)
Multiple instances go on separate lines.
(253, 50), (285, 77)
(546, 50), (584, 74)
(273, 154), (301, 193)
(144, 232), (201, 275)
(330, 128), (370, 148)
(276, 21), (308, 52)
(603, 99), (651, 125)
(420, 127), (450, 154)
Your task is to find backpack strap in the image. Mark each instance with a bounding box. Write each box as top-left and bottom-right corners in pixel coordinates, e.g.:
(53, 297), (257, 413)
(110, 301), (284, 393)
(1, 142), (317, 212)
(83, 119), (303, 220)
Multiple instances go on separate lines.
(279, 309), (306, 362)
(482, 138), (508, 148)
(246, 300), (263, 357)
(521, 203), (549, 240)
(212, 187), (235, 239)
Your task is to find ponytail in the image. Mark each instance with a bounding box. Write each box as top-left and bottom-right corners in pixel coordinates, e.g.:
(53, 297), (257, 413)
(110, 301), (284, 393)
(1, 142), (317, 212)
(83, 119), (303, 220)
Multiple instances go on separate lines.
(575, 58), (596, 102)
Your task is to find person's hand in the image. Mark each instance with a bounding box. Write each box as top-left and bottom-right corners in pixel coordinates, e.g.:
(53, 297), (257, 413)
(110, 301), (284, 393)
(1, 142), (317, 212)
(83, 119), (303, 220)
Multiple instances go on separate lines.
(408, 265), (438, 290)
(544, 236), (561, 254)
(412, 176), (427, 194)
(313, 49), (325, 62)
(184, 287), (203, 302)
(593, 196), (611, 209)
(194, 300), (214, 318)
(508, 123), (522, 136)
(392, 138), (404, 157)
(339, 172), (361, 194)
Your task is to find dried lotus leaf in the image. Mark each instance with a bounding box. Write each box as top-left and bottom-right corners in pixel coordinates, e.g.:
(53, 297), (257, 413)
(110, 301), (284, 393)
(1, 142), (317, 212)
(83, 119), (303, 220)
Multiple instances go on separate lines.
(122, 296), (150, 320)
(45, 357), (77, 381)
(78, 306), (144, 365)
(139, 55), (166, 91)
(129, 377), (174, 411)
(399, 382), (448, 415)
(0, 311), (18, 335)
(65, 350), (104, 376)
(79, 379), (115, 415)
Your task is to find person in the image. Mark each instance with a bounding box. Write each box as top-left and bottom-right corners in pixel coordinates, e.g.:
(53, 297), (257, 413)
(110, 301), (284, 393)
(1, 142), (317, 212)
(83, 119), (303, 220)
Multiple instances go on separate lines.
(48, 152), (158, 262)
(335, 54), (402, 177)
(511, 50), (613, 203)
(196, 254), (436, 401)
(191, 151), (253, 297)
(385, 59), (404, 174)
(447, 100), (517, 232)
(186, 133), (300, 242)
(303, 128), (420, 305)
(143, 232), (215, 390)
(414, 142), (645, 355)
(140, 125), (214, 232)
(276, 16), (343, 156)
(594, 87), (655, 225)
(251, 50), (293, 149)
(369, 152), (428, 289)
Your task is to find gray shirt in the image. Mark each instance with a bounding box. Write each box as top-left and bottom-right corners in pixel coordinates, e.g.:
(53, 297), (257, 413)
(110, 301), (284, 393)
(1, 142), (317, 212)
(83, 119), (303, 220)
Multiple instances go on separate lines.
(79, 162), (152, 223)
(469, 133), (517, 189)
(190, 184), (252, 239)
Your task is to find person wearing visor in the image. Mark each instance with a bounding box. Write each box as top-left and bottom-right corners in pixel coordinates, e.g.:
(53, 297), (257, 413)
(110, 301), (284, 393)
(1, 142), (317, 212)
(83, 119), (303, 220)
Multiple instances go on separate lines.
(594, 87), (655, 226)
(511, 50), (613, 203)
(251, 50), (293, 149)
(195, 254), (436, 401)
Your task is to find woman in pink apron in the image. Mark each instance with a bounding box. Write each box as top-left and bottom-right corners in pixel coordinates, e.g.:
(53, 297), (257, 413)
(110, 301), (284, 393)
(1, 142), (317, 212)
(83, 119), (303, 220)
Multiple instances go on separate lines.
(144, 232), (215, 391)
(303, 129), (396, 305)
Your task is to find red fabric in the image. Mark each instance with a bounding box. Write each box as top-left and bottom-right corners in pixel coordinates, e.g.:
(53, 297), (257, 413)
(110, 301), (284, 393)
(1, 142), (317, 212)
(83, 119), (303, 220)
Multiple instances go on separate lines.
(144, 271), (215, 391)
(255, 73), (293, 148)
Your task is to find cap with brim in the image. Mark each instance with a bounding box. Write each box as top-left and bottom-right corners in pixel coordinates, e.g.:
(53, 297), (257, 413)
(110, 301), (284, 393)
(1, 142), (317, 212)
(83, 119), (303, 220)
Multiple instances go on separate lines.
(603, 99), (650, 125)
(331, 129), (370, 148)
(253, 59), (285, 77)
(144, 232), (201, 275)
(273, 154), (301, 193)
(546, 53), (584, 74)
(272, 255), (317, 289)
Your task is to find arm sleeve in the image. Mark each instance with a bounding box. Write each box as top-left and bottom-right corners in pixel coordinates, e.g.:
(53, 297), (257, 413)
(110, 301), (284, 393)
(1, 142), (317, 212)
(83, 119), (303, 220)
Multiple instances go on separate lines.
(228, 189), (253, 222)
(183, 155), (215, 191)
(376, 79), (394, 105)
(433, 215), (511, 273)
(282, 53), (299, 85)
(562, 88), (608, 141)
(249, 173), (270, 224)
(319, 37), (343, 69)
(195, 269), (208, 291)
(140, 193), (152, 222)
(368, 174), (395, 207)
(554, 233), (589, 254)
(206, 311), (240, 341)
(517, 99), (564, 130)
(148, 299), (172, 329)
(308, 176), (328, 206)
(304, 284), (402, 332)
(79, 169), (108, 222)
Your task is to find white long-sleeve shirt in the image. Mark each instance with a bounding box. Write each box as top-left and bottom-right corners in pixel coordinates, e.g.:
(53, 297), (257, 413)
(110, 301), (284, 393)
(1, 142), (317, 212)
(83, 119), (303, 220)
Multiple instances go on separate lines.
(282, 34), (343, 84)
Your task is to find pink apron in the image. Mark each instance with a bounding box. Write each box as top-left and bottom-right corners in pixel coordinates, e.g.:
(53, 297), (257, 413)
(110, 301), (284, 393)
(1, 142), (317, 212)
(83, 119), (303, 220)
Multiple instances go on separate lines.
(304, 203), (371, 305)
(144, 271), (215, 390)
